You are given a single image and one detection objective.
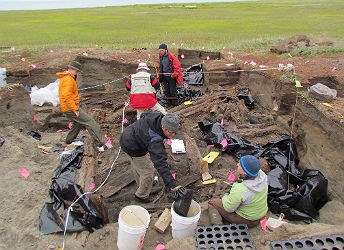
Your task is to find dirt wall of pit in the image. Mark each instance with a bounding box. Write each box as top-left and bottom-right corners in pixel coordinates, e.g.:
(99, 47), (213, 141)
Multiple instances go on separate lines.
(237, 71), (344, 202)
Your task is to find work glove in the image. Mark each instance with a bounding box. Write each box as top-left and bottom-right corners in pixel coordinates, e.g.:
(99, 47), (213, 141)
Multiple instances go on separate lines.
(172, 185), (187, 198)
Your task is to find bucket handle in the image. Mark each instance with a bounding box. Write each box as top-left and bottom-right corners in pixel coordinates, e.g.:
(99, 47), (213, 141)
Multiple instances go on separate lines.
(124, 207), (149, 229)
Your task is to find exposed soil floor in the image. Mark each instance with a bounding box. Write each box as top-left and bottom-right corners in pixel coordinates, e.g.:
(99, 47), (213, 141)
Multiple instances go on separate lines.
(1, 47), (344, 250)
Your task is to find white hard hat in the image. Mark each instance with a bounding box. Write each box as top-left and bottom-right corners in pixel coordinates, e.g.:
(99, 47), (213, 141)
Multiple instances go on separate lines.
(137, 62), (150, 71)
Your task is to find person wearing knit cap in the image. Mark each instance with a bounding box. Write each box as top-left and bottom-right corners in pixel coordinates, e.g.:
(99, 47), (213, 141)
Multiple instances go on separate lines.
(208, 155), (268, 227)
(57, 60), (110, 152)
(158, 43), (183, 107)
(120, 111), (186, 202)
(125, 62), (166, 120)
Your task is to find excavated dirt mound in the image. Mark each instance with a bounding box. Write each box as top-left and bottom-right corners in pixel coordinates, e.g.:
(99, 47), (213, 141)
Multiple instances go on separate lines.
(1, 47), (344, 249)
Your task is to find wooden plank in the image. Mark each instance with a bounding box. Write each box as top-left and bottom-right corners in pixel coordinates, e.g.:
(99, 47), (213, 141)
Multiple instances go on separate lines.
(154, 208), (172, 233)
(100, 169), (135, 198)
(184, 134), (203, 174)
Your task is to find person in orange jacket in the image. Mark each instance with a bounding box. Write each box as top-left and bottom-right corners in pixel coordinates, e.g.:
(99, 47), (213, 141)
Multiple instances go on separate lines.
(57, 60), (110, 152)
(158, 43), (183, 107)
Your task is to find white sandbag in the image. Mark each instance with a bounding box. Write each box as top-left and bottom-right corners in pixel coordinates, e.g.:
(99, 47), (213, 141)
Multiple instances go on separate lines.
(30, 79), (60, 106)
(308, 83), (337, 102)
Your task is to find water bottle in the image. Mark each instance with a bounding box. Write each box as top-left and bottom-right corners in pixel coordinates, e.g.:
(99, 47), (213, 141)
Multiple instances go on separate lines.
(0, 68), (7, 87)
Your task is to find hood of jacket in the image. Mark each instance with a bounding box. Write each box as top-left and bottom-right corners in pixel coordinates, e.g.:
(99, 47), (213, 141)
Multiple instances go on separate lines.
(242, 170), (268, 193)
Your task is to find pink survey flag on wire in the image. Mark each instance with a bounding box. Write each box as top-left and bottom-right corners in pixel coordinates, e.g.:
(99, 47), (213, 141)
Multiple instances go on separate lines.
(19, 168), (30, 178)
(68, 122), (73, 129)
(167, 139), (172, 145)
(88, 183), (96, 191)
(172, 172), (176, 179)
(105, 139), (112, 147)
(227, 172), (236, 181)
(123, 118), (129, 124)
(56, 129), (63, 133)
(33, 115), (38, 122)
(260, 217), (267, 232)
(220, 138), (228, 148)
(220, 118), (224, 126)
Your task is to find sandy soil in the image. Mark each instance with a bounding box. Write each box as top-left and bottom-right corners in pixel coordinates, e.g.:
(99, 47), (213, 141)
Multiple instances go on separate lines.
(1, 46), (344, 250)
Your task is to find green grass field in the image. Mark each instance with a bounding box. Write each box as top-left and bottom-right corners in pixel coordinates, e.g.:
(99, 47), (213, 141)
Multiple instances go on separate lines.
(0, 0), (343, 51)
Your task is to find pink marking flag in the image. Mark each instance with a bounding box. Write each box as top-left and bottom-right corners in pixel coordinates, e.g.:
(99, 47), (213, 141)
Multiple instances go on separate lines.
(124, 101), (129, 107)
(172, 172), (176, 179)
(167, 139), (172, 145)
(181, 54), (185, 59)
(33, 115), (38, 122)
(260, 217), (267, 232)
(227, 172), (236, 182)
(29, 64), (37, 69)
(104, 134), (109, 139)
(206, 56), (210, 60)
(220, 138), (228, 148)
(68, 122), (73, 129)
(20, 57), (26, 62)
(105, 139), (112, 148)
(88, 183), (96, 191)
(220, 118), (224, 126)
(210, 144), (215, 148)
(155, 244), (166, 250)
(56, 129), (63, 133)
(19, 168), (30, 178)
(123, 118), (129, 124)
(331, 67), (337, 72)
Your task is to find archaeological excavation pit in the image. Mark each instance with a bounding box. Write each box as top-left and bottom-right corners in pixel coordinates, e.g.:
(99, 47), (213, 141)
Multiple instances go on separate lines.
(2, 49), (344, 244)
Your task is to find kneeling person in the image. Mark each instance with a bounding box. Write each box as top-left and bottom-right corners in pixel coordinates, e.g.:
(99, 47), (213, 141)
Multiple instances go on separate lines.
(208, 155), (268, 227)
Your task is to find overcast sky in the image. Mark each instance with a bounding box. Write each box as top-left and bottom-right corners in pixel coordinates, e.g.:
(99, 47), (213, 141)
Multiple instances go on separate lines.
(0, 0), (244, 11)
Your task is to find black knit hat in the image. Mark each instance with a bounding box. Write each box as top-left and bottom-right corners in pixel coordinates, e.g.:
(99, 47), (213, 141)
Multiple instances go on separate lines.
(158, 43), (168, 50)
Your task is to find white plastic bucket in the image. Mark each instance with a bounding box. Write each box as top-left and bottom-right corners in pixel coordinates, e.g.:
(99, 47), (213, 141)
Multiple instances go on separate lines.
(0, 68), (7, 87)
(171, 199), (201, 239)
(117, 205), (150, 250)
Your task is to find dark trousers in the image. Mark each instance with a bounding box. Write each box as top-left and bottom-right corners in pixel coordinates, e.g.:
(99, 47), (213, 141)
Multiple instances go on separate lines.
(163, 76), (178, 107)
(64, 108), (105, 147)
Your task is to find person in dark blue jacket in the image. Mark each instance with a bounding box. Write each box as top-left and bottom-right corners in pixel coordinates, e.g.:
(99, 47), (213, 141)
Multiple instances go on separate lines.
(120, 111), (186, 202)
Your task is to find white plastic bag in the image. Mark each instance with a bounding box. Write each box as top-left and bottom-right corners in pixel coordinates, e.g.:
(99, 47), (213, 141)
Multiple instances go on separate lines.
(30, 79), (60, 106)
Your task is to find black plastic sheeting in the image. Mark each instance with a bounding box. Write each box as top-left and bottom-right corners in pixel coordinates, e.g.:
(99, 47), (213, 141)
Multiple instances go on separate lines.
(27, 130), (42, 141)
(183, 63), (204, 85)
(198, 120), (328, 223)
(237, 89), (255, 109)
(39, 146), (104, 234)
(157, 82), (204, 106)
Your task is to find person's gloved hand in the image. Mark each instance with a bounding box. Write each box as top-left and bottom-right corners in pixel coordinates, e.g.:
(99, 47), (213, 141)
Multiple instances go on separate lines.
(172, 185), (187, 198)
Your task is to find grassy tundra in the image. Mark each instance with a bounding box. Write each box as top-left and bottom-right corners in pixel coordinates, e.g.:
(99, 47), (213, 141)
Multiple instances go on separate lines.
(0, 0), (343, 51)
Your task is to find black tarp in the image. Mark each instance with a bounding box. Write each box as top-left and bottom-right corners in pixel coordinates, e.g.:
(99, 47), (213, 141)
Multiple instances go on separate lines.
(183, 63), (204, 85)
(198, 120), (328, 223)
(156, 82), (204, 106)
(39, 146), (104, 234)
(237, 89), (255, 109)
